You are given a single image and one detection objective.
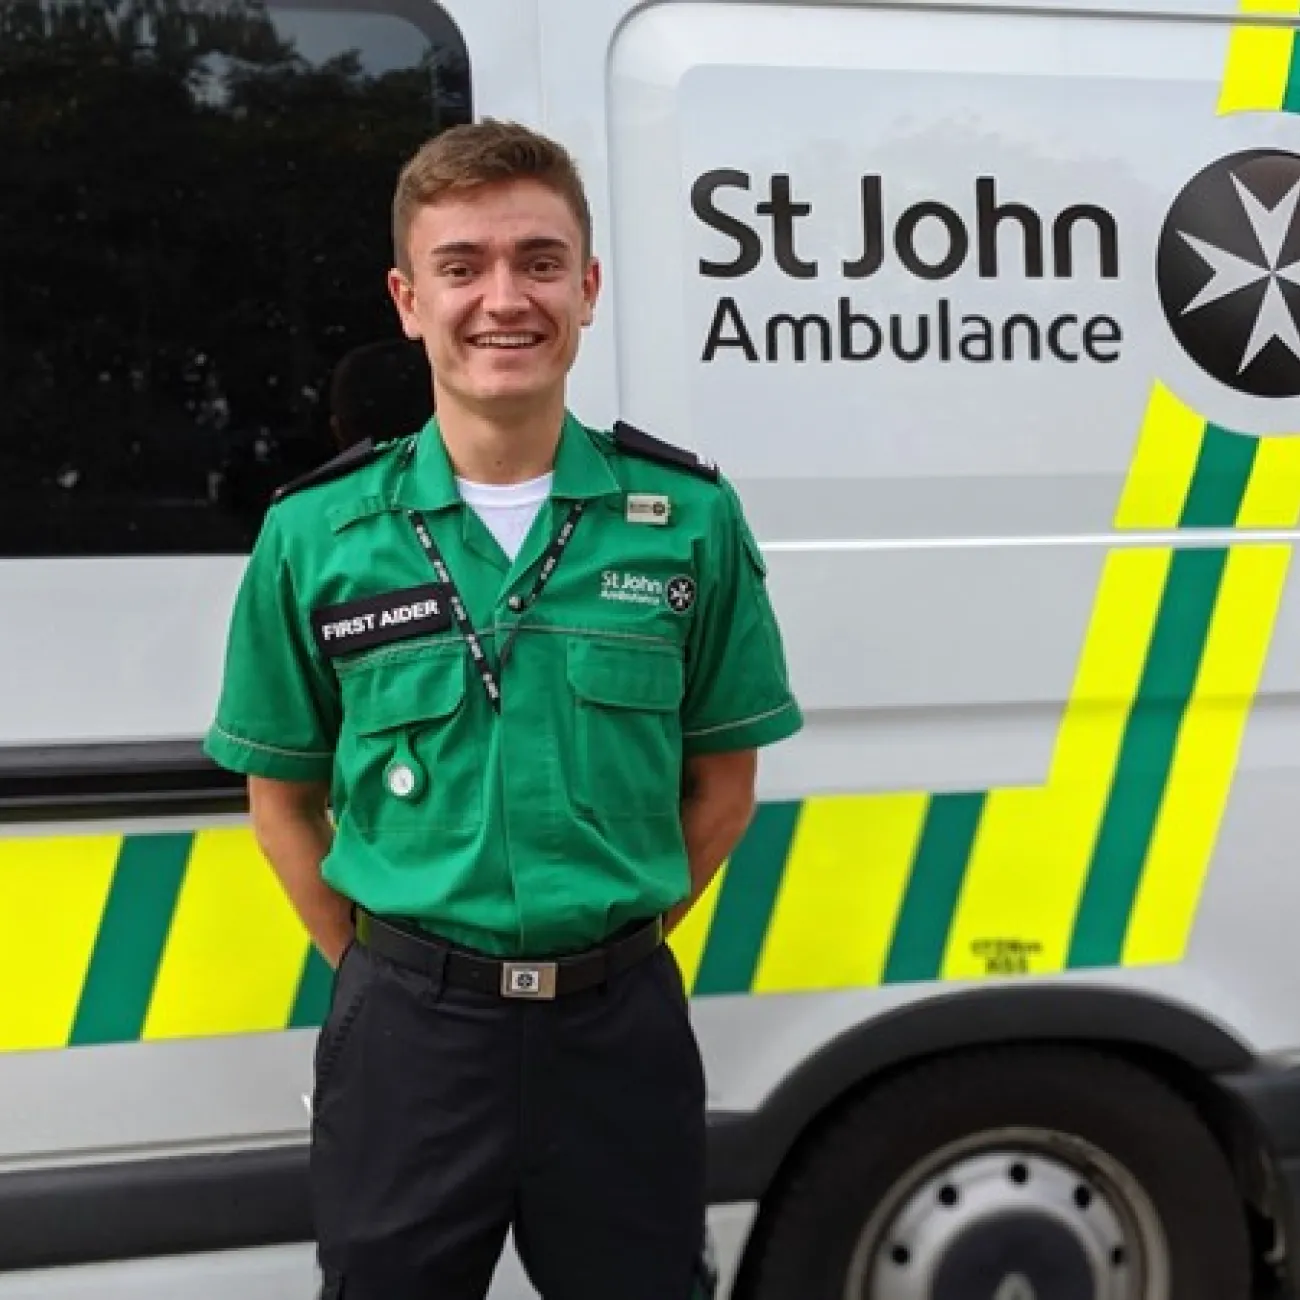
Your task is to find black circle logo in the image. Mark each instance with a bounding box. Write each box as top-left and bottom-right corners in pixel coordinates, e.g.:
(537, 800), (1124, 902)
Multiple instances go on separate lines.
(666, 576), (696, 614)
(1158, 148), (1300, 397)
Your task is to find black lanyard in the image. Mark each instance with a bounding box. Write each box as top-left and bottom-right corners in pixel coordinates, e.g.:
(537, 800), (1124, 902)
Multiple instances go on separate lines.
(407, 501), (586, 713)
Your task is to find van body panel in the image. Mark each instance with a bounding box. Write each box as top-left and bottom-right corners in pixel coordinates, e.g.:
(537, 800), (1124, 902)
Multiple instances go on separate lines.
(9, 0), (1300, 1293)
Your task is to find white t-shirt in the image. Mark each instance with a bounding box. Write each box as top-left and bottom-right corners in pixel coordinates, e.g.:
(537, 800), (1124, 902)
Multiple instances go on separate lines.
(455, 473), (553, 563)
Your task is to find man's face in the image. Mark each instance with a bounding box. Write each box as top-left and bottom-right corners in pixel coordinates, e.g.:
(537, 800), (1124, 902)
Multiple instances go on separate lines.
(388, 179), (600, 418)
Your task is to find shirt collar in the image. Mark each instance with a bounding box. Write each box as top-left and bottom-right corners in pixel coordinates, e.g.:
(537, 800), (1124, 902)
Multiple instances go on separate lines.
(392, 417), (459, 513)
(551, 411), (621, 501)
(392, 411), (620, 512)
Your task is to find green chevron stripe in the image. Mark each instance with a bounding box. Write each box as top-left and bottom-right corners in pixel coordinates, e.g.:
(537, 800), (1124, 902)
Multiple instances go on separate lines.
(693, 802), (802, 996)
(1068, 425), (1256, 968)
(882, 794), (986, 983)
(1280, 27), (1300, 113)
(70, 833), (192, 1046)
(290, 946), (334, 1028)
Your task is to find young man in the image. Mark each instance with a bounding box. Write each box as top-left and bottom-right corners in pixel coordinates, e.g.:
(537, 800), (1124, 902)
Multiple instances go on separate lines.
(204, 120), (802, 1300)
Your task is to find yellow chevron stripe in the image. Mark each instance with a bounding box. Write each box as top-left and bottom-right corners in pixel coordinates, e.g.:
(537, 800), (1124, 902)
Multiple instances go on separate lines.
(669, 861), (728, 994)
(1124, 437), (1300, 964)
(1220, 0), (1300, 116)
(1114, 382), (1209, 530)
(143, 829), (309, 1040)
(941, 547), (1171, 978)
(0, 835), (118, 1051)
(940, 388), (1200, 979)
(1237, 434), (1300, 524)
(1124, 544), (1293, 963)
(753, 794), (927, 993)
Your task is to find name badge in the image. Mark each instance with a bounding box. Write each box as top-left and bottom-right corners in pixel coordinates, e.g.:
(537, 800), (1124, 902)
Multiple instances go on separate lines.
(626, 493), (671, 525)
(311, 583), (452, 657)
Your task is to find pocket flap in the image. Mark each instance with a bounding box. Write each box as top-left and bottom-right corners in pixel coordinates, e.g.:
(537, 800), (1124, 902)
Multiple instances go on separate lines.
(567, 640), (684, 712)
(343, 652), (467, 734)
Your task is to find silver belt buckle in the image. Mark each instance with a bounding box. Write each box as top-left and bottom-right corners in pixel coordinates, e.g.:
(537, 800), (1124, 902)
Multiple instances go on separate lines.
(501, 961), (558, 999)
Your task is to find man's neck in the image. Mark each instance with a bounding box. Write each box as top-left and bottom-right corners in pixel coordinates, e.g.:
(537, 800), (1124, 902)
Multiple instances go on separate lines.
(435, 393), (565, 486)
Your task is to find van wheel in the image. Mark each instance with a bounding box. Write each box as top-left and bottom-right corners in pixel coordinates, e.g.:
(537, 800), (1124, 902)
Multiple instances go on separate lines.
(737, 1048), (1249, 1300)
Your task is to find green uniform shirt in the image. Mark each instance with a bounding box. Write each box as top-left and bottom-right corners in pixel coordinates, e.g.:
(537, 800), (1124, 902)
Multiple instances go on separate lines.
(204, 413), (802, 957)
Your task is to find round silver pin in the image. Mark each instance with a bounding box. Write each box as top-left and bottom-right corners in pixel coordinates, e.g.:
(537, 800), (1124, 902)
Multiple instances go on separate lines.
(508, 595), (524, 612)
(387, 764), (416, 798)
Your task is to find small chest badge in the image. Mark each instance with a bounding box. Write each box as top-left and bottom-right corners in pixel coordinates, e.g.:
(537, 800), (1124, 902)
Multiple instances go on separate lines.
(666, 575), (697, 614)
(387, 764), (417, 798)
(626, 493), (671, 526)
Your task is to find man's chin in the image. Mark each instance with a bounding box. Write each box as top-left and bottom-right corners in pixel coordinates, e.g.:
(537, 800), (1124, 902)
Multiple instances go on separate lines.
(454, 378), (563, 415)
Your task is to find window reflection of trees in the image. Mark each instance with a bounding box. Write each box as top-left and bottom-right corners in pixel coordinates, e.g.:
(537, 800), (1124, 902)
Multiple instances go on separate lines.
(0, 0), (469, 554)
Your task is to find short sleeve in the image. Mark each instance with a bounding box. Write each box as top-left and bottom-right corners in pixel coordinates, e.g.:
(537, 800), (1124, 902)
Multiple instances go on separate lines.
(681, 480), (803, 755)
(203, 511), (340, 781)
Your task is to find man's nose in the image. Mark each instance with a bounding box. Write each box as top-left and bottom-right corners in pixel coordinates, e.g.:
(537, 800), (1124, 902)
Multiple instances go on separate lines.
(483, 261), (528, 314)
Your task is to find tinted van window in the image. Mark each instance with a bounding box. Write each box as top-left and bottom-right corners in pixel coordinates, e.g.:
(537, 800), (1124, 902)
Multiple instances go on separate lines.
(0, 0), (468, 555)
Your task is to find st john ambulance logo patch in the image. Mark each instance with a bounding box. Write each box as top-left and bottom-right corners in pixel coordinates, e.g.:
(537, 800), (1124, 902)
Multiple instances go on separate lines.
(666, 576), (697, 614)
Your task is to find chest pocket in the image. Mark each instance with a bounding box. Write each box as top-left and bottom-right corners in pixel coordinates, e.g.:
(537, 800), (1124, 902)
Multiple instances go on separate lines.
(567, 639), (684, 820)
(337, 645), (479, 835)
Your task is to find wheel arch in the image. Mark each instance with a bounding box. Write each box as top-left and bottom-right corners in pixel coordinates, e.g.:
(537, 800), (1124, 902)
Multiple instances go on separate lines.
(707, 983), (1256, 1207)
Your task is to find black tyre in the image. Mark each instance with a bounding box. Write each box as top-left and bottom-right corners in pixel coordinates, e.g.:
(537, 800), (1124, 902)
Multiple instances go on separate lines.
(737, 1047), (1250, 1300)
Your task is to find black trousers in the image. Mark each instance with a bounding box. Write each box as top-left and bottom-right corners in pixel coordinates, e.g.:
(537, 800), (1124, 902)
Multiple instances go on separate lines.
(310, 935), (708, 1300)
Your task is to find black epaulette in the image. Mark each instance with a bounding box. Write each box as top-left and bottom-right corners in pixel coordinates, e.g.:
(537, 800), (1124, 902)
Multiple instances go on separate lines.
(612, 421), (719, 483)
(272, 438), (385, 504)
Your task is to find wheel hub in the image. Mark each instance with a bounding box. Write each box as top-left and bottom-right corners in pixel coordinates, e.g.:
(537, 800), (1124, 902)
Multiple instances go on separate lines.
(850, 1143), (1161, 1300)
(932, 1211), (1102, 1300)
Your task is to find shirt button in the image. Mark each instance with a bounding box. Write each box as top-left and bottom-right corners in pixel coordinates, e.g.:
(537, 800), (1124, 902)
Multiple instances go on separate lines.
(387, 764), (416, 798)
(508, 595), (524, 612)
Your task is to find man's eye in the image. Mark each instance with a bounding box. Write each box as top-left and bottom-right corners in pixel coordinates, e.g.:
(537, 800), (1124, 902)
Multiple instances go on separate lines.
(441, 264), (472, 279)
(530, 259), (561, 275)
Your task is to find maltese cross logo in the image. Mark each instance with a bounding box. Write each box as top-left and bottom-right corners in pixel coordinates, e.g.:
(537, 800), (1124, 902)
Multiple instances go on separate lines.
(1158, 148), (1300, 398)
(666, 576), (696, 614)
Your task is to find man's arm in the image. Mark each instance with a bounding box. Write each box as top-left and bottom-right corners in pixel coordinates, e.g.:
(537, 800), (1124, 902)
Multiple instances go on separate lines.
(666, 748), (757, 934)
(249, 776), (354, 968)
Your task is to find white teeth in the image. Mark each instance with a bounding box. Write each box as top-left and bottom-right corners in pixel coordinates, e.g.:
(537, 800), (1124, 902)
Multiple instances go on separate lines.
(472, 334), (541, 348)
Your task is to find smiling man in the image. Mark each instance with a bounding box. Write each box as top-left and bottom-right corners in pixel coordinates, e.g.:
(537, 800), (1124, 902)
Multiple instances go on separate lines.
(204, 120), (802, 1300)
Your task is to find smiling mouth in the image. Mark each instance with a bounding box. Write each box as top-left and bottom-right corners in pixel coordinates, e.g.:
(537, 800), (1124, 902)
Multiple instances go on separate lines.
(467, 332), (547, 350)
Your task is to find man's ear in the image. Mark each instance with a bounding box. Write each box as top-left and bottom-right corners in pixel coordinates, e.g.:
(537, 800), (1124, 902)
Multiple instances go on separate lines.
(580, 256), (602, 328)
(387, 268), (422, 340)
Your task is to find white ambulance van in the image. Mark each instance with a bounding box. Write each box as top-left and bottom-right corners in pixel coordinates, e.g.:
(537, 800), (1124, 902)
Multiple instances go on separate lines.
(6, 0), (1300, 1297)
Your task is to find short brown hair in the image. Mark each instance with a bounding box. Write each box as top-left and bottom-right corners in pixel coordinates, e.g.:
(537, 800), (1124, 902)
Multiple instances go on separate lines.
(392, 120), (593, 275)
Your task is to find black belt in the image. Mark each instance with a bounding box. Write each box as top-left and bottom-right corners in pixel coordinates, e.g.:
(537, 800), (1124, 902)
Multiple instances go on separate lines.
(354, 909), (664, 1000)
